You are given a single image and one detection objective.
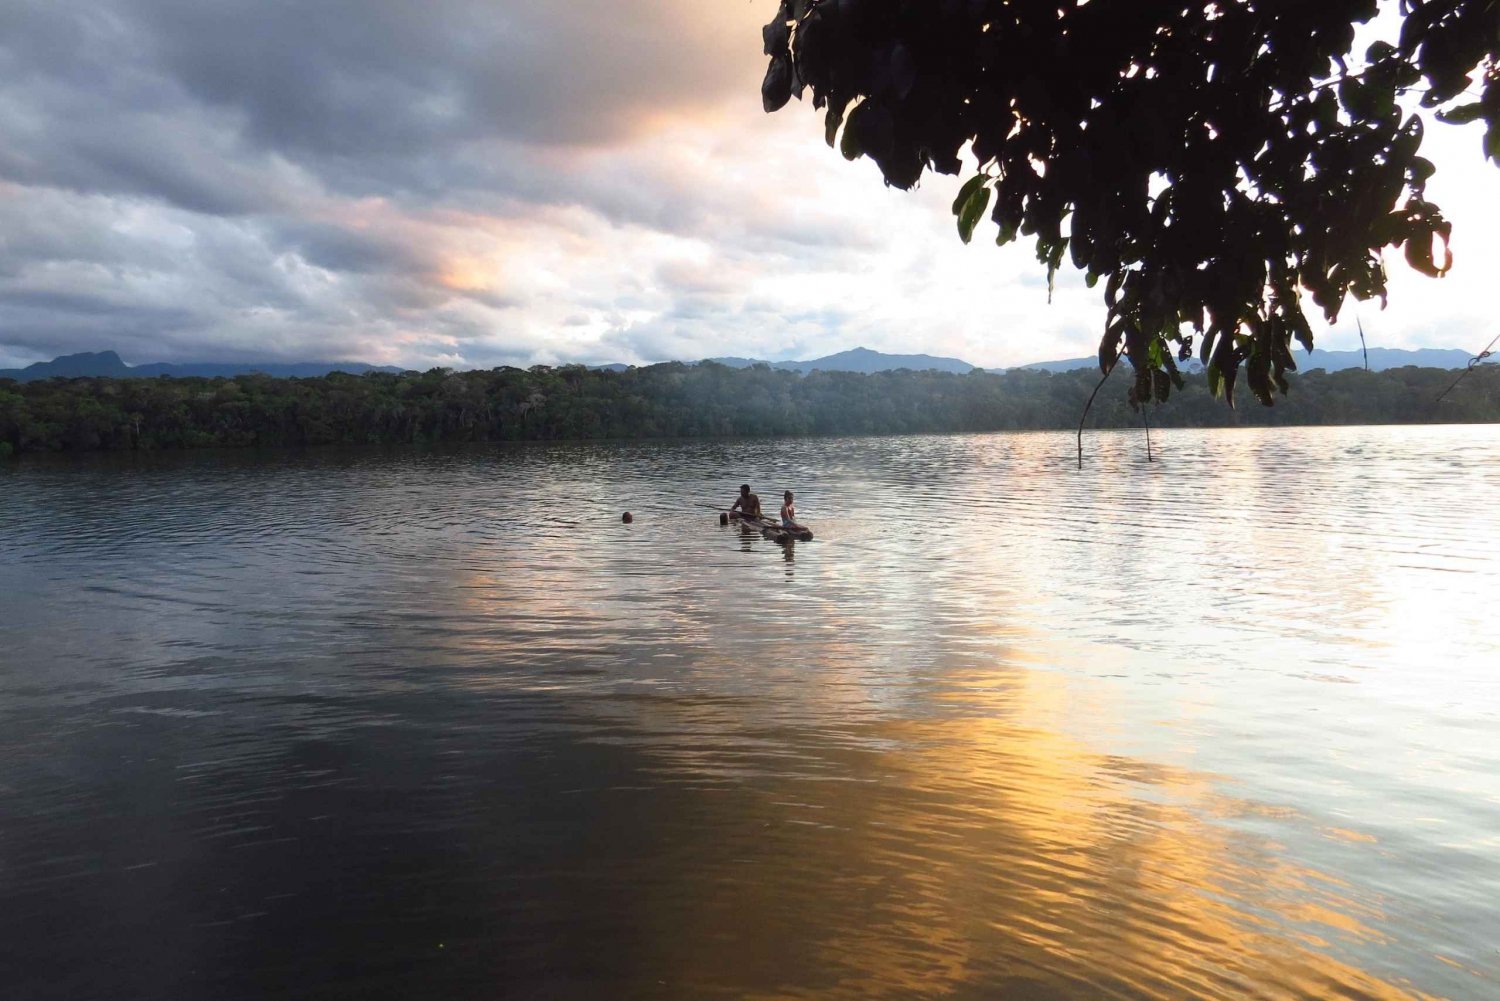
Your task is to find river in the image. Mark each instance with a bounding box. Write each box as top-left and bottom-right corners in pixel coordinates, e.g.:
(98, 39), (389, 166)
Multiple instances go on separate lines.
(2, 425), (1497, 999)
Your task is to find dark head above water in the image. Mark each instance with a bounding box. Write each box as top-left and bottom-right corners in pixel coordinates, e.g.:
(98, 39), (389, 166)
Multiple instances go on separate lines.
(622, 512), (633, 523)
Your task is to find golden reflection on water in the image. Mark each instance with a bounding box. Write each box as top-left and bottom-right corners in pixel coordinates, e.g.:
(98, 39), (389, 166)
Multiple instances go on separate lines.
(376, 430), (1493, 997)
(450, 563), (1434, 997)
(706, 666), (1423, 1000)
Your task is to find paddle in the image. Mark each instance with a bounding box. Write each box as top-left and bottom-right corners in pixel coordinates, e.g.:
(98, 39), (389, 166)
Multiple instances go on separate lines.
(700, 502), (770, 521)
(699, 503), (760, 516)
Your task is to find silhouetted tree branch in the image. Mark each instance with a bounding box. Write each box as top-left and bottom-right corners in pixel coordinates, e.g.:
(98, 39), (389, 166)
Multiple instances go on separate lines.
(760, 0), (1498, 408)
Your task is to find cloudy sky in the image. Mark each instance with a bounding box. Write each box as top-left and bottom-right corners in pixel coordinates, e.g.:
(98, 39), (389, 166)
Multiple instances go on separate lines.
(0, 1), (1495, 371)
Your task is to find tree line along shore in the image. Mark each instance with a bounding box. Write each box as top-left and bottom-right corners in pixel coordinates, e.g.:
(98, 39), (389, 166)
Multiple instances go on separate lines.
(1, 361), (1496, 456)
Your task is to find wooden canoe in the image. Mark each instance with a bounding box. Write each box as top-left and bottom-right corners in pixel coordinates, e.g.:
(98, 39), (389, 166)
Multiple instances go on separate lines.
(730, 512), (813, 542)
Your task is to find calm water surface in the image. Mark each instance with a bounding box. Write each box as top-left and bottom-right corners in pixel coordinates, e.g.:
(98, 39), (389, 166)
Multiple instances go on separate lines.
(2, 426), (1498, 999)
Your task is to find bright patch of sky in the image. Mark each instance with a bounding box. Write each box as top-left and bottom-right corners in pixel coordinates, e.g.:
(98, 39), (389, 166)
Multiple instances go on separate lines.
(0, 1), (1494, 371)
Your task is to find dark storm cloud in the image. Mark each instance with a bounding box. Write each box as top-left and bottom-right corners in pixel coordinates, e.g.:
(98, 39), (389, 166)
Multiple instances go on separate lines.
(0, 295), (199, 357)
(0, 183), (415, 363)
(2, 288), (163, 317)
(270, 220), (432, 276)
(1, 0), (761, 211)
(133, 0), (754, 152)
(0, 3), (303, 215)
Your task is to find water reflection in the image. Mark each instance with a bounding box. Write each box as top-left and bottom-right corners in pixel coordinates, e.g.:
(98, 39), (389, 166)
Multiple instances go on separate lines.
(2, 427), (1496, 999)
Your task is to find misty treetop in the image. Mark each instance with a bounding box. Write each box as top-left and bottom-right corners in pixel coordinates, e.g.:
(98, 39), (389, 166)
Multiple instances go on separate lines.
(760, 1), (1498, 408)
(1, 362), (1496, 456)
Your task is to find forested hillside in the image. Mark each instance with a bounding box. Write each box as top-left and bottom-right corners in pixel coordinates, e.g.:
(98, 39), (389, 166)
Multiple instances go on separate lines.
(1, 361), (1496, 456)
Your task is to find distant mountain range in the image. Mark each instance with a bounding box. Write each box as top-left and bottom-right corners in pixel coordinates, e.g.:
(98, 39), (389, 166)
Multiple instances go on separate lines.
(0, 351), (405, 382)
(3, 344), (1491, 384)
(1018, 346), (1488, 373)
(707, 344), (1491, 375)
(705, 346), (979, 375)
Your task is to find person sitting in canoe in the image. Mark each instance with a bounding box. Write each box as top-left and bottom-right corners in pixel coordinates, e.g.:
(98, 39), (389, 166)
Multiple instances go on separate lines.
(728, 484), (762, 521)
(779, 490), (801, 530)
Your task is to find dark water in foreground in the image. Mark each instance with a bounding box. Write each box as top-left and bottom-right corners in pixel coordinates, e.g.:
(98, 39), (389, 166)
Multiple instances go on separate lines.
(2, 426), (1498, 1000)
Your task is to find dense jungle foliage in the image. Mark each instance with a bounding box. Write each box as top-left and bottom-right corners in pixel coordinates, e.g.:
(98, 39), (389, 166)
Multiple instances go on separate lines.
(1, 362), (1495, 456)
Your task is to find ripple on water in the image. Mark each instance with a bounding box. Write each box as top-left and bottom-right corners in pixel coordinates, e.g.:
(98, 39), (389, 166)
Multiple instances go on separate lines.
(1, 426), (1497, 999)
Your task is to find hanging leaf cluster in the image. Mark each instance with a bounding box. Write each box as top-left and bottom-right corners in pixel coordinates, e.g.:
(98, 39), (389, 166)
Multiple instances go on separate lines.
(761, 0), (1498, 407)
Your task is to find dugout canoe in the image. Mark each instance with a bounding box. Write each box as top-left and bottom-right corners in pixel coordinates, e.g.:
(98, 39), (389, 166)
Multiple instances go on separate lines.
(726, 511), (813, 543)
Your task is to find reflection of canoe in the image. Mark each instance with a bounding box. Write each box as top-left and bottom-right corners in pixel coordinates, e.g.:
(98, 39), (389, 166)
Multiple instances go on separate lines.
(763, 523), (813, 544)
(730, 512), (813, 543)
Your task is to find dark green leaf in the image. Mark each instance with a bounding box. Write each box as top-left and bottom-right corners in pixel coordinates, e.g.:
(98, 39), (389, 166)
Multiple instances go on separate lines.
(1147, 336), (1165, 370)
(1153, 369), (1171, 404)
(1437, 102), (1486, 125)
(839, 103), (863, 160)
(957, 184), (991, 244)
(952, 174), (988, 218)
(1098, 330), (1120, 374)
(762, 56), (793, 114)
(762, 20), (790, 57)
(1404, 233), (1440, 277)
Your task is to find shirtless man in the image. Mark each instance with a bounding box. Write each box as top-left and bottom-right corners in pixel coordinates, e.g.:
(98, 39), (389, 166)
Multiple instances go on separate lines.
(728, 484), (762, 521)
